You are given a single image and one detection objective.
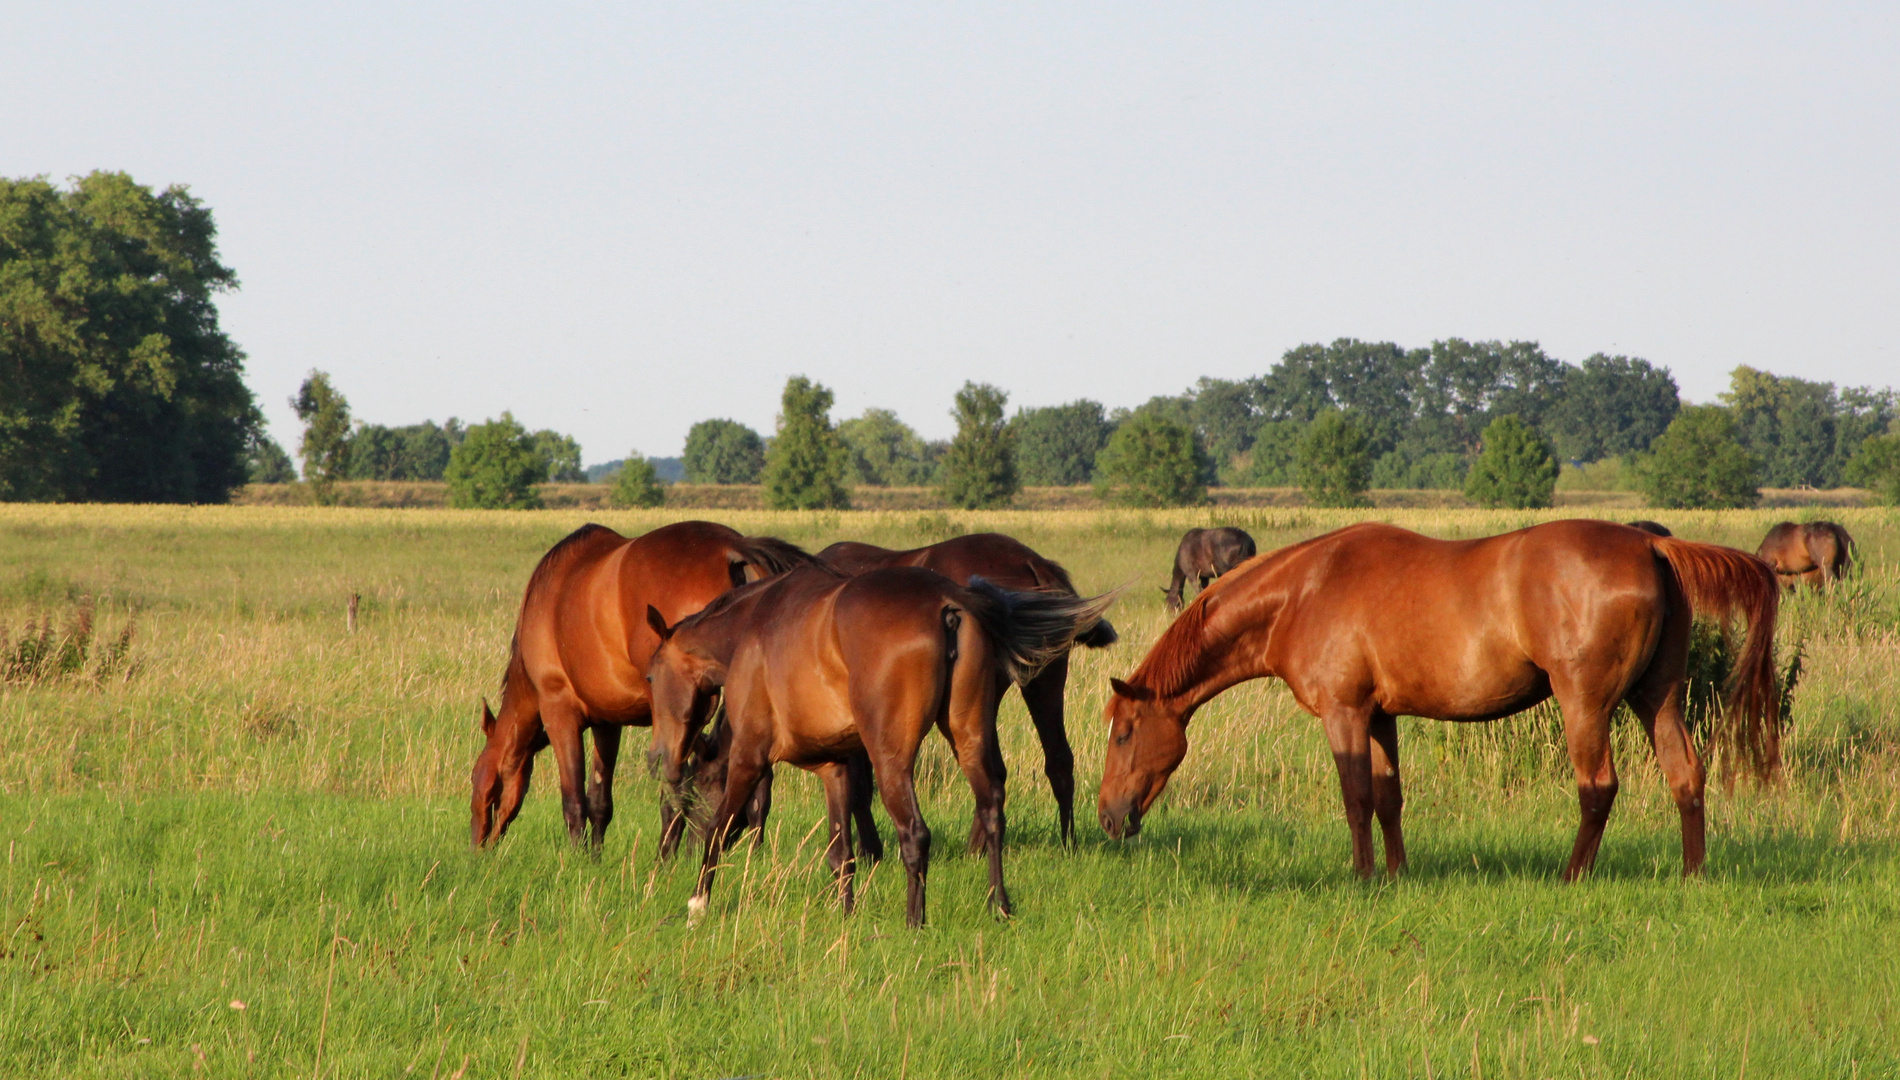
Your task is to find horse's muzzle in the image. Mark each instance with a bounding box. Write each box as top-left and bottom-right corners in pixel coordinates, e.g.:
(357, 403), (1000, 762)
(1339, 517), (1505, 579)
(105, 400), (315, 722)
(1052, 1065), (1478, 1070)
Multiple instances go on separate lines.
(1099, 798), (1142, 840)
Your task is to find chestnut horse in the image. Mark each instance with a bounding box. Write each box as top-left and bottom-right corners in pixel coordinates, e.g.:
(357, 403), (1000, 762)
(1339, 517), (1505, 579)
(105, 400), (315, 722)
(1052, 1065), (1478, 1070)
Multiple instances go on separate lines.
(469, 520), (815, 849)
(1100, 520), (1780, 881)
(648, 565), (1112, 927)
(1164, 527), (1257, 612)
(1757, 520), (1854, 588)
(816, 533), (1117, 843)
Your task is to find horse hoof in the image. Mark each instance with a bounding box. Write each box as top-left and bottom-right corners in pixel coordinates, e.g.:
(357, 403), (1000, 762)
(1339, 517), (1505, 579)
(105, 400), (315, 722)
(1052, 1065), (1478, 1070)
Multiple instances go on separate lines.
(686, 895), (708, 924)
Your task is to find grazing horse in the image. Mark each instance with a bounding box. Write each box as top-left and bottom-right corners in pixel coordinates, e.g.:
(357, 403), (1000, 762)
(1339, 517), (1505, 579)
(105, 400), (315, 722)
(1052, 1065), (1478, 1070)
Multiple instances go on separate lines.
(1625, 520), (1672, 537)
(1757, 521), (1854, 588)
(1099, 520), (1780, 881)
(816, 533), (1118, 843)
(1164, 527), (1257, 612)
(469, 521), (815, 849)
(647, 565), (1112, 927)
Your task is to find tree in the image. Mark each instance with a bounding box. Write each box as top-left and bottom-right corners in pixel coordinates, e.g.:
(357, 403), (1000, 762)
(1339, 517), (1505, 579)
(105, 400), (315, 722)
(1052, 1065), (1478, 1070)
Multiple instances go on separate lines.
(940, 382), (1019, 509)
(348, 419), (462, 481)
(292, 371), (352, 504)
(1, 172), (262, 502)
(1093, 411), (1208, 507)
(837, 408), (931, 486)
(1545, 354), (1679, 462)
(444, 412), (546, 509)
(1246, 418), (1306, 486)
(1297, 410), (1372, 508)
(1013, 400), (1113, 486)
(762, 376), (849, 510)
(528, 429), (584, 483)
(1634, 406), (1761, 509)
(682, 419), (766, 484)
(244, 432), (297, 484)
(609, 452), (667, 508)
(1845, 426), (1900, 506)
(1464, 415), (1559, 509)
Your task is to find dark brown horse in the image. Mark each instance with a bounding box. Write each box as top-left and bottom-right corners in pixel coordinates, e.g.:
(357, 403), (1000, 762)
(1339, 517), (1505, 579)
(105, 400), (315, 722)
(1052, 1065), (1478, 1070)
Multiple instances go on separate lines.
(1100, 520), (1780, 880)
(1164, 527), (1257, 611)
(1757, 521), (1854, 588)
(469, 520), (815, 849)
(648, 565), (1111, 927)
(817, 533), (1118, 843)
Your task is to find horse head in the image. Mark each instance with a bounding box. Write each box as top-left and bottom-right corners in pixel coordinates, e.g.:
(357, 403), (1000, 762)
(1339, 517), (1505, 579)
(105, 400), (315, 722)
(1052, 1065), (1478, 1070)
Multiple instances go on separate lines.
(1098, 676), (1190, 839)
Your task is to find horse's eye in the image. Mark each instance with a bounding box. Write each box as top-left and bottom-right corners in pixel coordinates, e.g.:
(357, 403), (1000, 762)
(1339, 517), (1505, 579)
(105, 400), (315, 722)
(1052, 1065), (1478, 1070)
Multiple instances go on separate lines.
(1114, 727), (1132, 746)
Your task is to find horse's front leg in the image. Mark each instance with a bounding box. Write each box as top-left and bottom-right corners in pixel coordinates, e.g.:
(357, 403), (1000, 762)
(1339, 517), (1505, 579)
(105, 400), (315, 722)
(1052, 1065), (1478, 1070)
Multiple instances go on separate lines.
(690, 751), (768, 923)
(586, 723), (621, 850)
(542, 699), (591, 845)
(1368, 710), (1406, 875)
(1319, 703), (1378, 879)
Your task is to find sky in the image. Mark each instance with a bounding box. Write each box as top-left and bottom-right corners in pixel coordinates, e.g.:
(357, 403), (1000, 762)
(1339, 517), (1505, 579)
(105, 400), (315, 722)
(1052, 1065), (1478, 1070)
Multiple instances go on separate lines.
(5, 2), (1898, 464)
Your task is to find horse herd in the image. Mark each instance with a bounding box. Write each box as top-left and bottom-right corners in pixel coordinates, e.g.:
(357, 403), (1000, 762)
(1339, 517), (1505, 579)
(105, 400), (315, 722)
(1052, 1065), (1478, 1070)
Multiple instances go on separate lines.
(468, 516), (1852, 926)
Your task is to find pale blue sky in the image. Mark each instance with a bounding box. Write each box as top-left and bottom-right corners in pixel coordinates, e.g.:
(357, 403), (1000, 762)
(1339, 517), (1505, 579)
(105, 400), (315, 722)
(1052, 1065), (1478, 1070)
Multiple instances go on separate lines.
(6, 2), (1897, 463)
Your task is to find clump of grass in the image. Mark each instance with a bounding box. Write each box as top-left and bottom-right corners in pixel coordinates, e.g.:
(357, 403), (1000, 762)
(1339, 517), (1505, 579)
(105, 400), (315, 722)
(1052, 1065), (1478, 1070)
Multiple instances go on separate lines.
(0, 601), (135, 686)
(238, 698), (301, 740)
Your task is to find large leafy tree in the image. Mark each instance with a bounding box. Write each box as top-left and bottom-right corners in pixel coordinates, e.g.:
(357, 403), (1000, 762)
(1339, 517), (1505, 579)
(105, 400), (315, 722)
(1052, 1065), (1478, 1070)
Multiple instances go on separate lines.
(530, 429), (585, 483)
(1, 171), (262, 502)
(444, 413), (546, 509)
(1297, 410), (1372, 508)
(837, 408), (931, 486)
(762, 376), (849, 509)
(940, 382), (1018, 509)
(1635, 406), (1761, 509)
(348, 419), (462, 481)
(292, 371), (353, 503)
(682, 419), (766, 484)
(1093, 411), (1208, 507)
(1013, 400), (1114, 486)
(1464, 414), (1559, 509)
(1545, 354), (1679, 463)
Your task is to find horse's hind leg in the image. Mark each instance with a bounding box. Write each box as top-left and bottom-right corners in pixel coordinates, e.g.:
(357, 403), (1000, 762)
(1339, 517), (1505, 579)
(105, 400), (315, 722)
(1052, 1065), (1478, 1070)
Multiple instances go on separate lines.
(846, 751), (883, 863)
(815, 761), (858, 913)
(1019, 656), (1077, 847)
(1368, 710), (1406, 875)
(585, 724), (621, 850)
(1553, 687), (1621, 881)
(1625, 633), (1706, 876)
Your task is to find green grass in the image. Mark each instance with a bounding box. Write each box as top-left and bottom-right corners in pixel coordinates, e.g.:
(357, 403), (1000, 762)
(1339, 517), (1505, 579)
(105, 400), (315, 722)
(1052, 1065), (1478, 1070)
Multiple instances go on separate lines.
(2, 504), (1898, 1077)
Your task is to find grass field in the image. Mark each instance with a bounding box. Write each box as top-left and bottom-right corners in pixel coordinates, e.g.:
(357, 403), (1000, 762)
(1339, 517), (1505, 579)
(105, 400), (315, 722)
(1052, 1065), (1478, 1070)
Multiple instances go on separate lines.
(2, 503), (1897, 1077)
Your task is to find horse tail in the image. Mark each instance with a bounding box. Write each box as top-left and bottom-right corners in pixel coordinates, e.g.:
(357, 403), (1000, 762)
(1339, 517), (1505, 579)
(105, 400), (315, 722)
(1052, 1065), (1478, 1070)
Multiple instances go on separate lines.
(960, 578), (1118, 685)
(1650, 537), (1782, 780)
(729, 534), (827, 583)
(1025, 556), (1119, 649)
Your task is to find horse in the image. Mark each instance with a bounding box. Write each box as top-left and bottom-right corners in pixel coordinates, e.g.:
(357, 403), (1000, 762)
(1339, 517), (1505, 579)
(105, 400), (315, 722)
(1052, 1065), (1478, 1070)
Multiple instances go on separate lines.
(1756, 521), (1854, 588)
(646, 565), (1112, 927)
(816, 533), (1118, 843)
(1163, 527), (1257, 612)
(1099, 519), (1780, 881)
(468, 520), (816, 850)
(1625, 520), (1672, 537)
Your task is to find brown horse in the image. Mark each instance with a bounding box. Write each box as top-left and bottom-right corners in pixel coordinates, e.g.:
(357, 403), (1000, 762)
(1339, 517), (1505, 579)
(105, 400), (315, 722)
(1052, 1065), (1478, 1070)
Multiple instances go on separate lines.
(469, 520), (815, 849)
(1164, 527), (1257, 612)
(1757, 521), (1854, 588)
(817, 533), (1118, 843)
(1099, 520), (1780, 881)
(647, 565), (1111, 927)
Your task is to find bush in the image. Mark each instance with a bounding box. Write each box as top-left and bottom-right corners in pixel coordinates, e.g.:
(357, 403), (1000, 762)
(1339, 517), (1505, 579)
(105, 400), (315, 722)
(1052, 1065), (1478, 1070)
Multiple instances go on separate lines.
(1634, 406), (1762, 509)
(1093, 412), (1208, 507)
(762, 377), (850, 510)
(608, 453), (667, 508)
(1464, 415), (1559, 509)
(837, 408), (932, 486)
(1297, 411), (1372, 508)
(444, 413), (546, 509)
(1013, 401), (1113, 486)
(940, 383), (1019, 509)
(1845, 428), (1900, 506)
(682, 419), (766, 484)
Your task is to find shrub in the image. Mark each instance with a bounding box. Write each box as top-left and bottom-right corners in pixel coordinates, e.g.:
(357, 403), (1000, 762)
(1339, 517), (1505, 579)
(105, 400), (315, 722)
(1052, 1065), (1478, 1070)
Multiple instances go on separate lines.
(609, 453), (667, 508)
(682, 419), (766, 484)
(1464, 415), (1559, 509)
(444, 413), (546, 509)
(762, 377), (850, 510)
(1297, 411), (1372, 508)
(1634, 406), (1761, 509)
(838, 408), (932, 486)
(1093, 412), (1208, 507)
(940, 383), (1019, 509)
(1845, 428), (1900, 506)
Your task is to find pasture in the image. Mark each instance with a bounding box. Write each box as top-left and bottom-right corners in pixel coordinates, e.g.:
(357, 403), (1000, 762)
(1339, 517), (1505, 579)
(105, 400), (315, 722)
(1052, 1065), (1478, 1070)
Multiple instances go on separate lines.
(2, 504), (1897, 1078)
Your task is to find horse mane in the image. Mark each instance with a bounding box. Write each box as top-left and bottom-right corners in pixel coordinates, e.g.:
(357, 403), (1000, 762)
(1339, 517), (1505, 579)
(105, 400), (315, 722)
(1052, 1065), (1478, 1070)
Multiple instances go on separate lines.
(1127, 596), (1212, 698)
(732, 534), (827, 576)
(501, 523), (627, 693)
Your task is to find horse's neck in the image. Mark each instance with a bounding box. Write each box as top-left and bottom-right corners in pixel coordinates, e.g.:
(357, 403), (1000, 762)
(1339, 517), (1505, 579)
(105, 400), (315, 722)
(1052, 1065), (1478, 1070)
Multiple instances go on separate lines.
(1167, 603), (1277, 713)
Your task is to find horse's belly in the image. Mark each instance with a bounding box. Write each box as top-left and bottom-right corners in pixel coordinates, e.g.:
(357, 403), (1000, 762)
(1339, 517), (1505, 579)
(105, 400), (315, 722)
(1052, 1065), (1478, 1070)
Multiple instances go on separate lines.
(1377, 663), (1549, 723)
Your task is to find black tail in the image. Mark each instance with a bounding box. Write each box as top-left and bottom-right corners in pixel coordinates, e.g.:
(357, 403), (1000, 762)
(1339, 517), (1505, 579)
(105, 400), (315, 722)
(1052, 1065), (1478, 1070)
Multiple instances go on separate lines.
(1026, 554), (1119, 649)
(961, 579), (1118, 685)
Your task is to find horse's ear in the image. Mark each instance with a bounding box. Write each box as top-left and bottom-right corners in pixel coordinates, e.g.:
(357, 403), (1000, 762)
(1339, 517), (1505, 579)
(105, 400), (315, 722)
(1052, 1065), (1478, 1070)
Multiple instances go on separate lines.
(646, 605), (673, 641)
(479, 698), (496, 734)
(1109, 677), (1151, 702)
